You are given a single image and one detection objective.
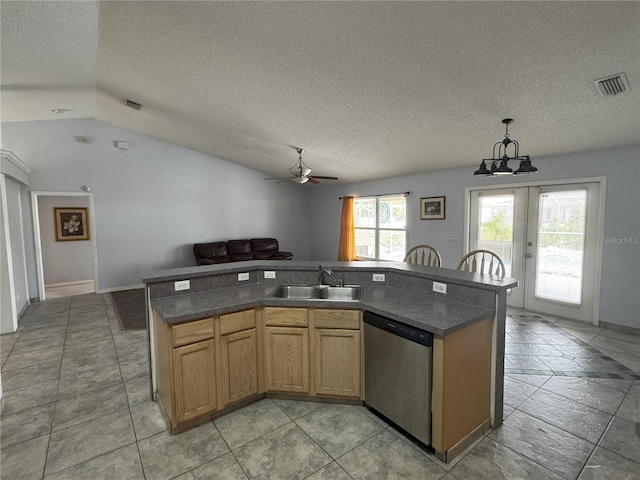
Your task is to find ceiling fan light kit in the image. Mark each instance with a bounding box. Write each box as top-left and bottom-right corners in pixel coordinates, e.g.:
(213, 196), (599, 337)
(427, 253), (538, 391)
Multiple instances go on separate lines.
(264, 147), (339, 185)
(474, 118), (537, 177)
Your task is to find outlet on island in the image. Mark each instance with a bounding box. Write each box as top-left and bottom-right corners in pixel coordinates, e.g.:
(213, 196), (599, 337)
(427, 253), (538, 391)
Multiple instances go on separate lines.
(264, 271), (276, 279)
(433, 282), (447, 294)
(174, 280), (190, 291)
(372, 273), (386, 282)
(238, 272), (250, 281)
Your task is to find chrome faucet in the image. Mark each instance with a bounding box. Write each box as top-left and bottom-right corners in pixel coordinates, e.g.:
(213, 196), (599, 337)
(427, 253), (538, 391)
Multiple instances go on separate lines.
(318, 265), (333, 285)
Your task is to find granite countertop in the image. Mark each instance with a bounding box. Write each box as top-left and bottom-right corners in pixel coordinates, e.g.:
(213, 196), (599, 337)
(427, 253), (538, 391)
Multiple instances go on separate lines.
(151, 283), (493, 336)
(143, 260), (517, 292)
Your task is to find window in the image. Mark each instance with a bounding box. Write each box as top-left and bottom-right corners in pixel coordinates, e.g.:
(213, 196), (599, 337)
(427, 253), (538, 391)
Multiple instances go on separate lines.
(354, 195), (406, 260)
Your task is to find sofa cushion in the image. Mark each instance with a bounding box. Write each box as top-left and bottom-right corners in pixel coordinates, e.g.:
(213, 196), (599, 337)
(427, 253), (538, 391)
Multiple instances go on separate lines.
(193, 242), (230, 265)
(251, 238), (279, 259)
(227, 239), (254, 262)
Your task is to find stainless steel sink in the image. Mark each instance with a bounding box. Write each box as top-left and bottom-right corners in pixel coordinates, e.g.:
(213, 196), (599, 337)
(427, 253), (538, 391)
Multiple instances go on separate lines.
(271, 284), (362, 301)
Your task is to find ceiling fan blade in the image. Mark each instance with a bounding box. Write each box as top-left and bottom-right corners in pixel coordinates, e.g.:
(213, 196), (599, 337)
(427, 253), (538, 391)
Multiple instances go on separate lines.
(307, 178), (321, 185)
(264, 177), (294, 180)
(309, 175), (339, 180)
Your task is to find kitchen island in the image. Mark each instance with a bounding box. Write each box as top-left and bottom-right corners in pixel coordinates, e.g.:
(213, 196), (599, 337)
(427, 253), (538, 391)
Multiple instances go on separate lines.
(143, 261), (517, 462)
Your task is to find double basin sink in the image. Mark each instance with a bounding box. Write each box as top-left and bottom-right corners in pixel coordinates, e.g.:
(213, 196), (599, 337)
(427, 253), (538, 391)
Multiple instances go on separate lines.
(271, 284), (362, 301)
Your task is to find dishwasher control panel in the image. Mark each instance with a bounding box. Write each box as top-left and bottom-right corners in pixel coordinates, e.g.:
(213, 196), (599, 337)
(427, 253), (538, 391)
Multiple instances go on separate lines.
(363, 311), (433, 347)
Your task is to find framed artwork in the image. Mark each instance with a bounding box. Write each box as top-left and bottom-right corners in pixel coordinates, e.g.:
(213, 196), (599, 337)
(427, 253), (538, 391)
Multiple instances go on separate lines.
(54, 207), (90, 241)
(420, 196), (446, 220)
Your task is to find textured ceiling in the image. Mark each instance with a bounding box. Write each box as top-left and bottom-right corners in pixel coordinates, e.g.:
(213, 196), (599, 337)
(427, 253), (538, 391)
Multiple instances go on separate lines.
(2, 1), (639, 183)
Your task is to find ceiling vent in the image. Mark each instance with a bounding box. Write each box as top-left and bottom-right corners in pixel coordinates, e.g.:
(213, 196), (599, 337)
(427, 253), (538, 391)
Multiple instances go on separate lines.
(594, 73), (629, 97)
(124, 99), (142, 110)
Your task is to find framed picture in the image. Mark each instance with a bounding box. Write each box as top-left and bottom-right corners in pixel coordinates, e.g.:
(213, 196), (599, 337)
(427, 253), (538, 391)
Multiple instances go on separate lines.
(54, 207), (90, 241)
(420, 196), (446, 220)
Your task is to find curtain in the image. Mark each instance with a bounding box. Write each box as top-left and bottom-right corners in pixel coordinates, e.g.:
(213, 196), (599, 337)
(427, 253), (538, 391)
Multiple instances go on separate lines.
(337, 196), (357, 261)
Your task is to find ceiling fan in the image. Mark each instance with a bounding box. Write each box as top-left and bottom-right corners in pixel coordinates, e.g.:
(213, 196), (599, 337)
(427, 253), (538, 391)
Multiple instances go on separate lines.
(264, 148), (339, 185)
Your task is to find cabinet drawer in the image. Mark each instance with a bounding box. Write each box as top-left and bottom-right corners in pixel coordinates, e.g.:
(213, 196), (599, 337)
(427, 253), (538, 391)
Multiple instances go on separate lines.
(220, 309), (256, 335)
(172, 318), (214, 347)
(313, 309), (360, 329)
(264, 307), (308, 327)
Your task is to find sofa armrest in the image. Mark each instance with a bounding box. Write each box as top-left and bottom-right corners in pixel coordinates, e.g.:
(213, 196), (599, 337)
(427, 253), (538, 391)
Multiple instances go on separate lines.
(268, 251), (294, 261)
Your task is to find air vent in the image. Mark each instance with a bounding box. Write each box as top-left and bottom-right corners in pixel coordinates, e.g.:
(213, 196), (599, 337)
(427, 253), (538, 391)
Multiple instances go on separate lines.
(594, 73), (629, 97)
(124, 99), (142, 110)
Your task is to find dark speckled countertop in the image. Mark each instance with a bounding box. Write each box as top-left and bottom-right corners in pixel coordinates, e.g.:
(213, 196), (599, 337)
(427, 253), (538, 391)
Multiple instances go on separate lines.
(151, 283), (493, 336)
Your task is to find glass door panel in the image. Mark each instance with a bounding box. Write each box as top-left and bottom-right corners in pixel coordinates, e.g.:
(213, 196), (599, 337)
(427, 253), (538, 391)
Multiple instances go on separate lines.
(534, 190), (587, 304)
(476, 194), (515, 277)
(524, 183), (600, 322)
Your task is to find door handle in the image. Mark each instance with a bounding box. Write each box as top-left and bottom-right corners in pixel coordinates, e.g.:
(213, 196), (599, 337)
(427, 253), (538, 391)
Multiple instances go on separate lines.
(526, 253), (533, 258)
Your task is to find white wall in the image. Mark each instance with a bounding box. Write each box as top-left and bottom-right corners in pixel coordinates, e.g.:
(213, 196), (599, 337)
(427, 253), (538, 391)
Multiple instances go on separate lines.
(2, 118), (310, 295)
(37, 195), (93, 285)
(1, 173), (29, 334)
(5, 178), (28, 313)
(309, 145), (640, 330)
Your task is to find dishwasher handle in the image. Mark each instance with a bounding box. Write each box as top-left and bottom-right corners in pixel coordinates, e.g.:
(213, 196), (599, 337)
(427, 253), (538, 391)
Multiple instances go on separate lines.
(363, 311), (433, 347)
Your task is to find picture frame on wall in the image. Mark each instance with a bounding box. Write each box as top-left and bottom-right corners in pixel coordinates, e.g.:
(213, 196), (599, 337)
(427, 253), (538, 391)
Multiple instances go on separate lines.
(420, 196), (446, 220)
(54, 207), (90, 241)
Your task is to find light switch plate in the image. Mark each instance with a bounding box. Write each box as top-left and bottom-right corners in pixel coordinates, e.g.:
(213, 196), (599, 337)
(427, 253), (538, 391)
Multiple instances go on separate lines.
(174, 280), (190, 291)
(446, 234), (458, 241)
(372, 273), (386, 282)
(264, 271), (276, 279)
(433, 282), (447, 294)
(238, 272), (250, 281)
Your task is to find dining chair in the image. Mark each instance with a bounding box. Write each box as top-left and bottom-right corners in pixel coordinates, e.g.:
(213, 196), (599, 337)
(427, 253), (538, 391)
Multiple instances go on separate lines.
(403, 244), (442, 267)
(456, 249), (505, 276)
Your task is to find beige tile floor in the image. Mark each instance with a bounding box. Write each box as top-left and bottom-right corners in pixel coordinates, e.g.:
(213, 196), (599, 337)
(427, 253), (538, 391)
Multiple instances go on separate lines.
(1, 295), (639, 479)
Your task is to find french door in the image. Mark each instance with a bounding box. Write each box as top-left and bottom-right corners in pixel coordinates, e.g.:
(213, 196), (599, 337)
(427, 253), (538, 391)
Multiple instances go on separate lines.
(469, 181), (602, 323)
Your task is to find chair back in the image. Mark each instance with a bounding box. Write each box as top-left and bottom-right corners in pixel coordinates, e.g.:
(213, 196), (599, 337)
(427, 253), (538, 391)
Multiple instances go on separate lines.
(456, 249), (505, 276)
(403, 244), (442, 267)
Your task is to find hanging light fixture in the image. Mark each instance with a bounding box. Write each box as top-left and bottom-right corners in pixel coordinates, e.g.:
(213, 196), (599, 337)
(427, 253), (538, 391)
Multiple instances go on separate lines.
(474, 118), (537, 177)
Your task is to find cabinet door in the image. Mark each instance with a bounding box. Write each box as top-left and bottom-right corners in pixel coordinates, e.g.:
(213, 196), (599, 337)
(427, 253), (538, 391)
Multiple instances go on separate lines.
(173, 339), (216, 423)
(314, 329), (360, 397)
(264, 327), (309, 393)
(220, 328), (258, 406)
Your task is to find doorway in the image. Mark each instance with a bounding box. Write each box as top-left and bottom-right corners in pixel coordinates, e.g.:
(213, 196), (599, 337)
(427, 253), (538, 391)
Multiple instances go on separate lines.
(467, 179), (605, 324)
(31, 191), (99, 301)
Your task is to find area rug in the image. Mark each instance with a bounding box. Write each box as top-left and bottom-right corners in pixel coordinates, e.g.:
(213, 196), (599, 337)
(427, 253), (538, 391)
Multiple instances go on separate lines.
(110, 289), (147, 330)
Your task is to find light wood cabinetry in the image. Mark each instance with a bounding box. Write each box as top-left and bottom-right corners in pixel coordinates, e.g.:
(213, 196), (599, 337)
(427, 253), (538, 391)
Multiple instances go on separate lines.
(173, 339), (217, 422)
(313, 328), (360, 397)
(264, 306), (308, 326)
(309, 309), (361, 398)
(264, 326), (310, 393)
(431, 316), (492, 460)
(219, 309), (258, 406)
(153, 312), (217, 428)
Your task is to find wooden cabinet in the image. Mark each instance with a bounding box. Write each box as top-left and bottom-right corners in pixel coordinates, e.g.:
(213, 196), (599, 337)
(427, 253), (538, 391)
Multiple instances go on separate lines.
(431, 316), (493, 461)
(154, 312), (217, 429)
(173, 339), (217, 422)
(264, 326), (310, 393)
(264, 307), (310, 394)
(309, 308), (361, 398)
(220, 309), (258, 406)
(313, 328), (360, 397)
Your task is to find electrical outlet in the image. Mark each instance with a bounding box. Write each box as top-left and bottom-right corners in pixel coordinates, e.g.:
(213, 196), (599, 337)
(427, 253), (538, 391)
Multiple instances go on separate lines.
(372, 273), (386, 282)
(264, 271), (276, 279)
(433, 282), (447, 294)
(174, 280), (190, 291)
(238, 272), (250, 281)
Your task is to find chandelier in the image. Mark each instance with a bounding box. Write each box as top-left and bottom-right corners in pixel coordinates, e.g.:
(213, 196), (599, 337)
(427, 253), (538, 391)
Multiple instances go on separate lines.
(474, 118), (537, 176)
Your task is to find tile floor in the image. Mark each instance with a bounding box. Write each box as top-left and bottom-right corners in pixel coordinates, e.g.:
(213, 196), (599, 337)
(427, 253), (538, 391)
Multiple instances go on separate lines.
(1, 295), (639, 479)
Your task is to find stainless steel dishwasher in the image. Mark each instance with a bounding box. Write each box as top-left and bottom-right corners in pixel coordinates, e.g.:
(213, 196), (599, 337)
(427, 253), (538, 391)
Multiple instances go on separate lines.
(364, 311), (433, 446)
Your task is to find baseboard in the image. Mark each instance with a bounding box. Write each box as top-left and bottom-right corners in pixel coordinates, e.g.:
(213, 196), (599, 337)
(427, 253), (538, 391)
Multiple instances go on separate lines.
(97, 284), (144, 294)
(45, 280), (94, 288)
(600, 321), (640, 337)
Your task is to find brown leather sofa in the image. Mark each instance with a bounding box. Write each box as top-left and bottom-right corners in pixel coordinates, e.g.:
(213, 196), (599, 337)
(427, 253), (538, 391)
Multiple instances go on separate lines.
(193, 238), (293, 265)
